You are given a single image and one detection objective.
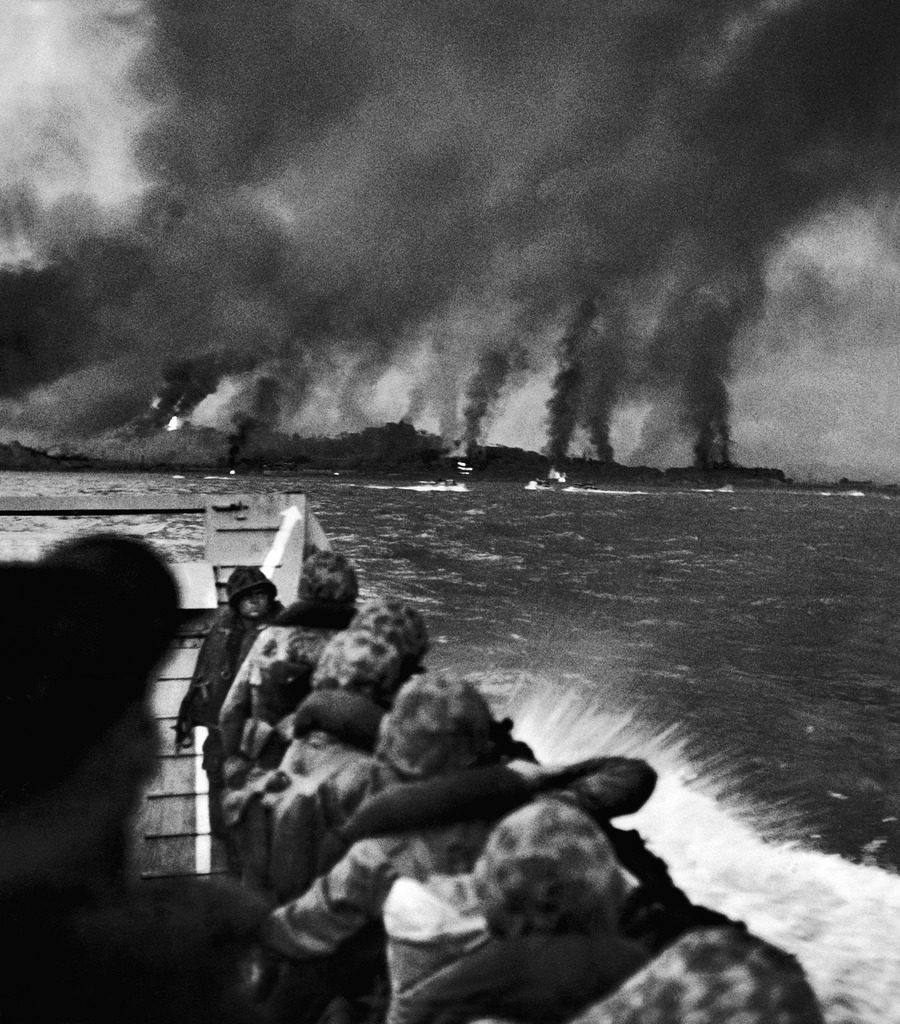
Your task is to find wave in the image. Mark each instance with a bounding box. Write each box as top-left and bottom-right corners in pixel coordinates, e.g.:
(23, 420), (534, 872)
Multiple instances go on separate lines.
(495, 680), (899, 1024)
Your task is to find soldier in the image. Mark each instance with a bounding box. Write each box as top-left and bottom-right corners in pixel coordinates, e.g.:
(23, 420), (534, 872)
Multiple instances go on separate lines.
(256, 671), (659, 1024)
(238, 604), (429, 900)
(175, 566), (283, 871)
(238, 629), (405, 898)
(348, 598), (430, 690)
(572, 926), (824, 1024)
(260, 676), (497, 1024)
(218, 550), (359, 878)
(258, 678), (655, 1024)
(388, 798), (649, 1024)
(0, 535), (268, 1024)
(219, 550), (359, 775)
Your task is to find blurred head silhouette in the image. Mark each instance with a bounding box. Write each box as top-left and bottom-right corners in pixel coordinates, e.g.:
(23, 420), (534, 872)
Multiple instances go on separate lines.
(0, 534), (178, 883)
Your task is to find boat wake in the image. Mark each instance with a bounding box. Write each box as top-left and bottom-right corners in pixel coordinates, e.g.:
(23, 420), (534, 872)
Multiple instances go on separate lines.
(561, 487), (650, 496)
(364, 482), (470, 493)
(495, 682), (899, 1024)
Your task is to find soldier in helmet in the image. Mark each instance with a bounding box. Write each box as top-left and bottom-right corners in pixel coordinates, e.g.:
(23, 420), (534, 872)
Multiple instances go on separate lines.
(390, 798), (649, 1024)
(234, 604), (429, 899)
(175, 565), (283, 871)
(349, 598), (430, 690)
(260, 676), (498, 1024)
(218, 550), (359, 878)
(574, 925), (824, 1024)
(0, 536), (269, 1024)
(219, 550), (359, 774)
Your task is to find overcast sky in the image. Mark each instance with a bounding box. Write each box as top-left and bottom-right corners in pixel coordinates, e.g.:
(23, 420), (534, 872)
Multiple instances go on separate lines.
(2, 0), (900, 480)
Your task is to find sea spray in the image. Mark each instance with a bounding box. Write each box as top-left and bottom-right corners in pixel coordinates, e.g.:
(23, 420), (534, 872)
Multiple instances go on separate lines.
(485, 676), (900, 1024)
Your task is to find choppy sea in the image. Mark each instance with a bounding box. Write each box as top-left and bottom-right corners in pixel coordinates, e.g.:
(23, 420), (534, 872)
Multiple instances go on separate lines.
(2, 469), (899, 1020)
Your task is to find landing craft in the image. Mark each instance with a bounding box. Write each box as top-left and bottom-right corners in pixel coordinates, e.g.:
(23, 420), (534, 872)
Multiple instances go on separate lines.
(525, 466), (567, 489)
(1, 491), (895, 1020)
(397, 480), (469, 492)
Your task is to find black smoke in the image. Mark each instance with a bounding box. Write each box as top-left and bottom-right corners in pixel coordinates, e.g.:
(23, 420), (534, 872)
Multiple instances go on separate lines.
(2, 0), (900, 458)
(545, 300), (596, 464)
(545, 281), (633, 463)
(462, 343), (529, 447)
(147, 352), (258, 428)
(644, 280), (761, 468)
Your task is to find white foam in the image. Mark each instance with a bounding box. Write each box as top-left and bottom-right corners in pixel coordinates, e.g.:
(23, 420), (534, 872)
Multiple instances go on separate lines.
(501, 684), (900, 1024)
(562, 487), (650, 496)
(397, 483), (469, 492)
(363, 483), (469, 492)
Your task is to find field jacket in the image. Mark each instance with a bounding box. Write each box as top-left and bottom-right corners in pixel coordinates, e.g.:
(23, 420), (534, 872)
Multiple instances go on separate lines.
(219, 605), (354, 765)
(263, 821), (493, 961)
(231, 691), (385, 898)
(391, 931), (648, 1024)
(222, 739), (373, 886)
(178, 604), (283, 733)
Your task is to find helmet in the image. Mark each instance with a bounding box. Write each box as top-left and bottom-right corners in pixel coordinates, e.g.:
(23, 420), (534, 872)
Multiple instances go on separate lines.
(376, 675), (492, 779)
(297, 550), (358, 606)
(586, 928), (822, 1022)
(351, 598), (429, 669)
(474, 798), (627, 937)
(311, 628), (405, 708)
(225, 565), (276, 608)
(4, 535), (178, 805)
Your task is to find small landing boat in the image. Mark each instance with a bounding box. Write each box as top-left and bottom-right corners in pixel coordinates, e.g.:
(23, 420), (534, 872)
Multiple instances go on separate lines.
(398, 480), (469, 492)
(525, 467), (567, 490)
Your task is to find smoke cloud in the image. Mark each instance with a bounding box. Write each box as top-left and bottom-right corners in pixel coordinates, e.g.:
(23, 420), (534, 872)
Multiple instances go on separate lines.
(545, 300), (596, 464)
(462, 342), (529, 448)
(2, 0), (900, 474)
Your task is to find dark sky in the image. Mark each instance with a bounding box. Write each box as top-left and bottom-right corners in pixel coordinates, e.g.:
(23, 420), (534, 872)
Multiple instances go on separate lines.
(2, 0), (900, 479)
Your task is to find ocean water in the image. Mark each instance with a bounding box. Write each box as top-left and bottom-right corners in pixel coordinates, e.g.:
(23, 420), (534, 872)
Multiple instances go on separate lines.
(2, 469), (899, 1020)
(1, 469), (897, 866)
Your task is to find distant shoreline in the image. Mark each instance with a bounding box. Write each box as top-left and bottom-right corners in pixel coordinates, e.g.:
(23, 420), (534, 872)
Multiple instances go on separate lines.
(0, 433), (892, 493)
(0, 456), (882, 495)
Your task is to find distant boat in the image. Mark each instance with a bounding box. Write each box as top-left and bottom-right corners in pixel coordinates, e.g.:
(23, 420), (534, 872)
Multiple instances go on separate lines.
(362, 480), (470, 493)
(398, 480), (469, 493)
(525, 467), (567, 490)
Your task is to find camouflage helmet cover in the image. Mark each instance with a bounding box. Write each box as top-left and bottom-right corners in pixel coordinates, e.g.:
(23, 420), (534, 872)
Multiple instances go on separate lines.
(376, 675), (492, 779)
(311, 628), (405, 707)
(297, 550), (359, 605)
(583, 926), (823, 1023)
(352, 598), (429, 666)
(474, 797), (628, 937)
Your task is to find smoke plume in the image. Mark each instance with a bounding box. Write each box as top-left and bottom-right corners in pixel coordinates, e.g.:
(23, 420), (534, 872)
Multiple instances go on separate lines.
(462, 342), (529, 447)
(545, 300), (596, 464)
(2, 0), (900, 470)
